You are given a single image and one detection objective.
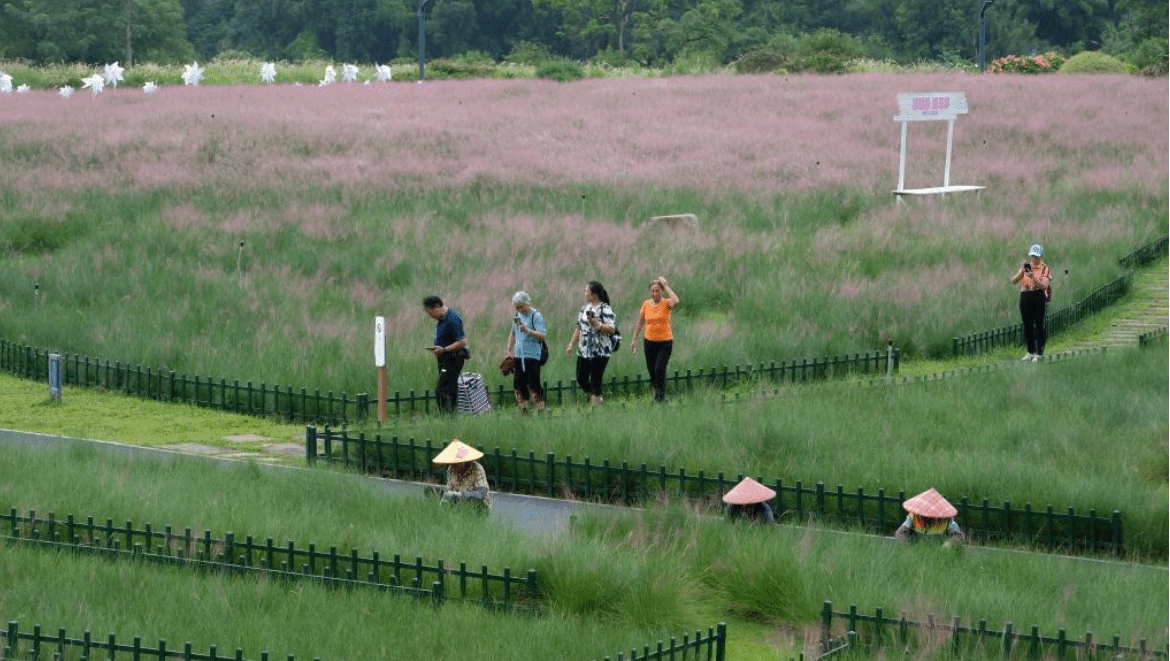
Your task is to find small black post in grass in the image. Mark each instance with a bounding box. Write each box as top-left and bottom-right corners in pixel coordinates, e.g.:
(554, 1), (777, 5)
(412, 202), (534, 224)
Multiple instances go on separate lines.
(979, 0), (996, 73)
(417, 0), (436, 81)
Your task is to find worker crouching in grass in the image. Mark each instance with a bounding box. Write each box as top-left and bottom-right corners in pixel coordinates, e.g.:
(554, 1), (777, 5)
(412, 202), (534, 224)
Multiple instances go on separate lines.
(895, 488), (964, 545)
(722, 477), (776, 524)
(432, 439), (492, 512)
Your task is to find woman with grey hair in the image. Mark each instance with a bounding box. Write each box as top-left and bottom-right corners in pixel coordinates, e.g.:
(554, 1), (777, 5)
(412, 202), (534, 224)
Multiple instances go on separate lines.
(504, 290), (547, 413)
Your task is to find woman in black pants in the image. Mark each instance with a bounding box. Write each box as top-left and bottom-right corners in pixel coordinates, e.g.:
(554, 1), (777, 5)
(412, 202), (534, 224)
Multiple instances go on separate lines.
(630, 276), (680, 402)
(1010, 244), (1051, 362)
(565, 281), (618, 406)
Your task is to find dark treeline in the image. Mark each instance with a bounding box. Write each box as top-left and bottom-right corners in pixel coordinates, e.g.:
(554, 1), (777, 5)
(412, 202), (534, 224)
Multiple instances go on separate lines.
(0, 0), (1165, 69)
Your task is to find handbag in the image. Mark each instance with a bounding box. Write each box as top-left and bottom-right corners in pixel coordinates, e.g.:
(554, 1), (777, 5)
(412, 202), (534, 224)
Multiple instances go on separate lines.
(539, 339), (549, 366)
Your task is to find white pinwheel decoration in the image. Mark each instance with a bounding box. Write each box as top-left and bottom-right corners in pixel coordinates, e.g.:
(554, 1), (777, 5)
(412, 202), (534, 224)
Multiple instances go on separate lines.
(17, 84), (30, 93)
(82, 74), (105, 97)
(59, 85), (74, 98)
(342, 64), (359, 82)
(182, 62), (205, 86)
(375, 64), (393, 82)
(103, 62), (125, 87)
(260, 62), (276, 83)
(320, 65), (336, 86)
(0, 72), (12, 94)
(143, 81), (158, 94)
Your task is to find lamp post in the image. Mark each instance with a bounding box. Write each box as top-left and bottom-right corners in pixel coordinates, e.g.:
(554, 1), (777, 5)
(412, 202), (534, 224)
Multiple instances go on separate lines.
(418, 0), (435, 81)
(979, 0), (995, 73)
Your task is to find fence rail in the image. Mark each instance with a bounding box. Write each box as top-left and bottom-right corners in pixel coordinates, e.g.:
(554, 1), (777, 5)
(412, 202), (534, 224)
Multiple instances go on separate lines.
(308, 427), (1124, 557)
(383, 347), (900, 417)
(2, 507), (538, 612)
(0, 341), (369, 426)
(1118, 234), (1169, 271)
(952, 275), (1131, 356)
(0, 339), (897, 423)
(0, 619), (725, 661)
(953, 234), (1168, 357)
(589, 623), (727, 661)
(820, 601), (1166, 661)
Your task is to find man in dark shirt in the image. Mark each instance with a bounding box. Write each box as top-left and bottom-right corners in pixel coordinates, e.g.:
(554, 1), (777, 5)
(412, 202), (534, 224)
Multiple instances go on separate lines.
(423, 295), (468, 413)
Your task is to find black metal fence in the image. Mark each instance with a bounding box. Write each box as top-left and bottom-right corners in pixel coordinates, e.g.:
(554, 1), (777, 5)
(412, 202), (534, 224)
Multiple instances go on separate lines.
(952, 235), (1168, 357)
(3, 507), (538, 612)
(820, 601), (1165, 661)
(589, 624), (727, 661)
(0, 339), (897, 423)
(0, 620), (726, 661)
(308, 427), (1125, 557)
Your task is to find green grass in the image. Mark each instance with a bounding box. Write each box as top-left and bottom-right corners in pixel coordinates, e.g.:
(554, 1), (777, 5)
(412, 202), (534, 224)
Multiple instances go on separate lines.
(0, 440), (1164, 660)
(1, 185), (1163, 397)
(3, 326), (1167, 559)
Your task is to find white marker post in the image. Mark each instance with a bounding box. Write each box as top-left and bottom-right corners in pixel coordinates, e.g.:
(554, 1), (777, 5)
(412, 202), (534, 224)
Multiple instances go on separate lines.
(374, 316), (387, 424)
(893, 92), (984, 201)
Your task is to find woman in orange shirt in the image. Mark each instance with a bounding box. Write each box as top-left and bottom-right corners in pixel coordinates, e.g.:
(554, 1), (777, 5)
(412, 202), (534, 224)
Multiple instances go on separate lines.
(1010, 244), (1051, 361)
(630, 276), (679, 402)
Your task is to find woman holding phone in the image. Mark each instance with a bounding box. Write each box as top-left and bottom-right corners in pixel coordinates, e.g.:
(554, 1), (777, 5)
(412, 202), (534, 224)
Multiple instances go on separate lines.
(565, 280), (617, 406)
(504, 291), (547, 414)
(1010, 244), (1051, 362)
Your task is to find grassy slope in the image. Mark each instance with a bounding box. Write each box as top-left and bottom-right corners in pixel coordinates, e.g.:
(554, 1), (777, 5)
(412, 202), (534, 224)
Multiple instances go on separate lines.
(1, 261), (1166, 660)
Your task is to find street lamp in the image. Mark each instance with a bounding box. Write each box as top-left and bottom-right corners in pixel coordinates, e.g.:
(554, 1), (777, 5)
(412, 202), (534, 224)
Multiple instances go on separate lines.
(979, 0), (995, 74)
(418, 0), (436, 81)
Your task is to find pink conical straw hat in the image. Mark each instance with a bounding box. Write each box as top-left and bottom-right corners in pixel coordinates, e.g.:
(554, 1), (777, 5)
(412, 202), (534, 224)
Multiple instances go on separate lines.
(902, 488), (958, 518)
(722, 477), (777, 505)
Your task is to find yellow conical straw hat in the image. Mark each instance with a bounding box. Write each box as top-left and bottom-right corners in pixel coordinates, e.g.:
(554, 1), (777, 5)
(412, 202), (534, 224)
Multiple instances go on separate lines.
(721, 477), (777, 505)
(432, 439), (484, 465)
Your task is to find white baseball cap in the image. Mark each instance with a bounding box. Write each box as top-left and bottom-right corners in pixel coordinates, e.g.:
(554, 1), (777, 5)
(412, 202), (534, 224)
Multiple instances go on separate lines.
(1028, 244), (1044, 257)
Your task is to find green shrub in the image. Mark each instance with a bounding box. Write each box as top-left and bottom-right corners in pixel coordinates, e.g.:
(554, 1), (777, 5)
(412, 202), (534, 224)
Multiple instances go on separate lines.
(535, 58), (585, 82)
(734, 48), (789, 74)
(1123, 38), (1168, 76)
(426, 57), (497, 79)
(1058, 50), (1130, 74)
(505, 40), (553, 66)
(794, 28), (862, 73)
(989, 51), (1066, 74)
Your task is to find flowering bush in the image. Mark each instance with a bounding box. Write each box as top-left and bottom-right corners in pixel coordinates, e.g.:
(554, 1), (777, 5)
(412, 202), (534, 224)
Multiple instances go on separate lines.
(988, 51), (1067, 74)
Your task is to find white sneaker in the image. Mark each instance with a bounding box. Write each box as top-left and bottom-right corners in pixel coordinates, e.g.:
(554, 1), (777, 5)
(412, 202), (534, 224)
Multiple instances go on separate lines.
(1031, 355), (1040, 362)
(1022, 353), (1034, 360)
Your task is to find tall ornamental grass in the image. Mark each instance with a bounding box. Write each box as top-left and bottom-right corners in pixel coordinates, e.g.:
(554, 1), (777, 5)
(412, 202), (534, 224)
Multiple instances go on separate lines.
(377, 347), (1170, 559)
(1, 440), (1164, 653)
(0, 74), (1164, 397)
(0, 545), (666, 661)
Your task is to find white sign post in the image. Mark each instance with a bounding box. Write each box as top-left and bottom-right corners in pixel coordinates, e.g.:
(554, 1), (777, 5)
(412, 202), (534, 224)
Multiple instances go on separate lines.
(893, 92), (984, 200)
(374, 316), (386, 423)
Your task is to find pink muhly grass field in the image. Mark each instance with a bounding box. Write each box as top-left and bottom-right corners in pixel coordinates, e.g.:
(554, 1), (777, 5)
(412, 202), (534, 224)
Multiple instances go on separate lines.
(1, 73), (1164, 198)
(0, 73), (1166, 388)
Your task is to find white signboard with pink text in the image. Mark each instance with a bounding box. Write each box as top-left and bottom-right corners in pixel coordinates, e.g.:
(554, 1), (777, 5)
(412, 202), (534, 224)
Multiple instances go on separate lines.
(893, 91), (984, 198)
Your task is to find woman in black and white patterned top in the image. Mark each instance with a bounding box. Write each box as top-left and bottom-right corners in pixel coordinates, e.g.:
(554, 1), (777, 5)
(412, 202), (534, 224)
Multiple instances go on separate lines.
(565, 280), (618, 406)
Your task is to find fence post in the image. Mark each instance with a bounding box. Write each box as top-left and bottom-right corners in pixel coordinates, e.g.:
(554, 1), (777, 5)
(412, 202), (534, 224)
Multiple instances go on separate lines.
(5, 621), (17, 660)
(822, 601), (833, 644)
(716, 622), (727, 661)
(305, 426), (317, 464)
(1110, 511), (1121, 558)
(885, 340), (894, 382)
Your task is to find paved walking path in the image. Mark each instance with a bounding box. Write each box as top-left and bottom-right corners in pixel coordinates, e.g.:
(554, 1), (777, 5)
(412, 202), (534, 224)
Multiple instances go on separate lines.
(1061, 261), (1168, 351)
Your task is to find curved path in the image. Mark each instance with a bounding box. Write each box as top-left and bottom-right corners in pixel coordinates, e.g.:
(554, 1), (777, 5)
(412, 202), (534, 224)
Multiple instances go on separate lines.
(1, 260), (1165, 544)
